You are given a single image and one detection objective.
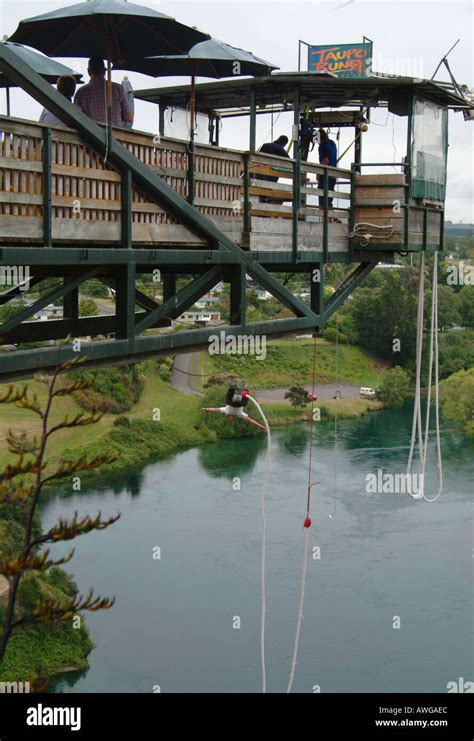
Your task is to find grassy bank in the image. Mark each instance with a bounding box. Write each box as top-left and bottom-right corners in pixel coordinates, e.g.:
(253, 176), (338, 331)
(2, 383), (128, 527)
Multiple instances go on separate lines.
(199, 337), (387, 389)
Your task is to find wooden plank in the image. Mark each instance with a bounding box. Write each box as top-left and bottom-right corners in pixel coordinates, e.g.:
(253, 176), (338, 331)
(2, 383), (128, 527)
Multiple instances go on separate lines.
(354, 174), (405, 185)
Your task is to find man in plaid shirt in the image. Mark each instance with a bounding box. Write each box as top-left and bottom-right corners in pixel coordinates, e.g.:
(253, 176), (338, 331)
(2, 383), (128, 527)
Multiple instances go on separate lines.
(75, 57), (133, 128)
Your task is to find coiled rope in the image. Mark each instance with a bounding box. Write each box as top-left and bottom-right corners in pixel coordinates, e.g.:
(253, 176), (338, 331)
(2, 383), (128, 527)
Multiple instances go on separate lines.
(406, 252), (443, 501)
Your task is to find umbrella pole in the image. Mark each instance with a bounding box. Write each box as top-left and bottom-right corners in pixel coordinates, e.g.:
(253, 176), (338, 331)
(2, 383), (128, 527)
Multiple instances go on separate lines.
(190, 72), (196, 142)
(106, 52), (113, 152)
(6, 83), (10, 117)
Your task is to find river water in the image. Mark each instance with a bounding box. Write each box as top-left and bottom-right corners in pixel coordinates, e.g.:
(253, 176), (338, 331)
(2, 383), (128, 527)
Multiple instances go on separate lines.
(43, 405), (473, 693)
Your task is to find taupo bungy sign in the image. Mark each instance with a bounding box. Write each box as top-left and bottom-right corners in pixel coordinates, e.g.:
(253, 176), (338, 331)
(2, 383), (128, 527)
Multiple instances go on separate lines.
(308, 42), (372, 78)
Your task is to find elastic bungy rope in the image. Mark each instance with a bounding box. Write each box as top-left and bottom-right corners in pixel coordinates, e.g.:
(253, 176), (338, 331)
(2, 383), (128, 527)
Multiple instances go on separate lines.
(246, 395), (271, 693)
(287, 335), (317, 693)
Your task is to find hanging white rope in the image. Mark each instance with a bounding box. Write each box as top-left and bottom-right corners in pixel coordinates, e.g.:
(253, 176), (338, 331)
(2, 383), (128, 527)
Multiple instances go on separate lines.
(407, 252), (426, 498)
(287, 526), (310, 693)
(420, 253), (443, 502)
(247, 395), (271, 693)
(406, 251), (443, 501)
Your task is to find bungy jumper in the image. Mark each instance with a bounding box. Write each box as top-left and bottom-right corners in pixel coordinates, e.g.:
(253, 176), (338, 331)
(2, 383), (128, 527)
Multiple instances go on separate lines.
(202, 384), (267, 432)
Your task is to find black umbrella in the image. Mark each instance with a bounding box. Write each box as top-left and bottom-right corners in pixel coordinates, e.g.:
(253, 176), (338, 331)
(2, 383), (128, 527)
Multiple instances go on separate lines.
(0, 41), (83, 115)
(9, 0), (210, 145)
(118, 38), (278, 140)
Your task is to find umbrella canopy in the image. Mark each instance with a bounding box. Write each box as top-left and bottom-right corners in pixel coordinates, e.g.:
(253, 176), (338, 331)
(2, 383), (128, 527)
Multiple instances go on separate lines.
(0, 42), (82, 88)
(8, 0), (210, 62)
(118, 37), (278, 78)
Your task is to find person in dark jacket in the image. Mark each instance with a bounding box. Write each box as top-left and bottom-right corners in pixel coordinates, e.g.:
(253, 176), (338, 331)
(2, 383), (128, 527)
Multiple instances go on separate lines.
(318, 129), (338, 208)
(258, 135), (290, 181)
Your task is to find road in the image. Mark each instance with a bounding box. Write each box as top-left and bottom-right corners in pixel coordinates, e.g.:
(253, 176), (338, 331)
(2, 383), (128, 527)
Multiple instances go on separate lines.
(170, 352), (203, 396)
(170, 353), (361, 401)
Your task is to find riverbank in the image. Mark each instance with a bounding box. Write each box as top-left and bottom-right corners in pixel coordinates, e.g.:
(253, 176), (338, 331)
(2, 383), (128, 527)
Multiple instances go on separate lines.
(0, 355), (385, 477)
(0, 502), (93, 683)
(51, 364), (384, 482)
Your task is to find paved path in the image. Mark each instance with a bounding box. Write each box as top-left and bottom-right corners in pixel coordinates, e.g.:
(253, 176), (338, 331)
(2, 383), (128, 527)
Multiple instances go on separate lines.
(170, 352), (203, 396)
(255, 382), (361, 402)
(170, 353), (361, 401)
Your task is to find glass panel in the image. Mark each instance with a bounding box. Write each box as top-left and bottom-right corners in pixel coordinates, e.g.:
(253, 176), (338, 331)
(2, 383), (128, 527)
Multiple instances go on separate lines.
(411, 96), (448, 201)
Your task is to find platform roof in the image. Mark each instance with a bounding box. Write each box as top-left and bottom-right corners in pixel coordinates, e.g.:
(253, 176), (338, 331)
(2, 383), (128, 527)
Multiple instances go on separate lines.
(135, 70), (472, 117)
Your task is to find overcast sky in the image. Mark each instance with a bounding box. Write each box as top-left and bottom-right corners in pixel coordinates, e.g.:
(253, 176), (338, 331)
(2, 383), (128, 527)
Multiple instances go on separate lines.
(1, 0), (472, 221)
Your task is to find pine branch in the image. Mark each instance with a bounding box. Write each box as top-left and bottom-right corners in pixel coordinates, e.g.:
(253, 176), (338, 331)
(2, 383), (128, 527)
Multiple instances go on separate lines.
(10, 590), (116, 630)
(40, 454), (119, 485)
(30, 511), (121, 547)
(46, 411), (105, 438)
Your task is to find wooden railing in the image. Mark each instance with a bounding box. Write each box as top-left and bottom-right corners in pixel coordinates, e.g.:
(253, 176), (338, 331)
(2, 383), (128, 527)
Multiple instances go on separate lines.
(0, 115), (352, 249)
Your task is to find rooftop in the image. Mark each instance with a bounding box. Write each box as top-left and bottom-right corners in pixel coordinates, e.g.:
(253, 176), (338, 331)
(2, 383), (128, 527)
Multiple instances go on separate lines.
(134, 70), (472, 117)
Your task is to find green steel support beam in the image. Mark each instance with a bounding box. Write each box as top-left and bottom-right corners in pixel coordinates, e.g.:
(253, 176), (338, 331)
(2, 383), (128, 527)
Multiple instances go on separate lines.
(0, 316), (320, 382)
(63, 285), (79, 321)
(310, 264), (324, 318)
(0, 248), (421, 271)
(229, 264), (247, 325)
(244, 263), (317, 320)
(99, 276), (159, 313)
(135, 265), (222, 335)
(42, 126), (52, 247)
(323, 262), (377, 321)
(4, 313), (131, 344)
(115, 263), (136, 340)
(121, 170), (132, 249)
(0, 267), (99, 337)
(0, 276), (45, 305)
(163, 274), (177, 302)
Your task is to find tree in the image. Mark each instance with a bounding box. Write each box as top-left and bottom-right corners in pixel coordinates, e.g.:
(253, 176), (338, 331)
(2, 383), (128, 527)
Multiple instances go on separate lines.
(428, 285), (462, 330)
(439, 367), (474, 437)
(78, 298), (99, 317)
(378, 366), (411, 408)
(0, 361), (119, 665)
(284, 385), (310, 408)
(0, 299), (28, 325)
(348, 270), (418, 368)
(459, 285), (474, 328)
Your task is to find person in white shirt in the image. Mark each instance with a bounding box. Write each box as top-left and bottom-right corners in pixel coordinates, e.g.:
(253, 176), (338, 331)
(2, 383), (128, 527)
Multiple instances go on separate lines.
(39, 75), (76, 127)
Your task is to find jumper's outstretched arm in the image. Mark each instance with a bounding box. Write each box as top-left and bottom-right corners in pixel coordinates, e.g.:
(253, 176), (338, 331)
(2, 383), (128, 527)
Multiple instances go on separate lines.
(201, 407), (222, 413)
(246, 416), (267, 432)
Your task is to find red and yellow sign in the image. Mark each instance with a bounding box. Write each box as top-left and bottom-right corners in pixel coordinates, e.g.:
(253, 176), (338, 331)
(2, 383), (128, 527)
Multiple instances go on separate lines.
(308, 43), (372, 78)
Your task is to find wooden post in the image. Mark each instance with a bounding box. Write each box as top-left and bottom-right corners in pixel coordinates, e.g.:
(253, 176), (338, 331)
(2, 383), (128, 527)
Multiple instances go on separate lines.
(121, 170), (132, 249)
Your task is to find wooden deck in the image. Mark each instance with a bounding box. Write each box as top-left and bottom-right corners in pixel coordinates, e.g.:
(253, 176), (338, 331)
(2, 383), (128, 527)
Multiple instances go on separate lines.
(0, 116), (442, 253)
